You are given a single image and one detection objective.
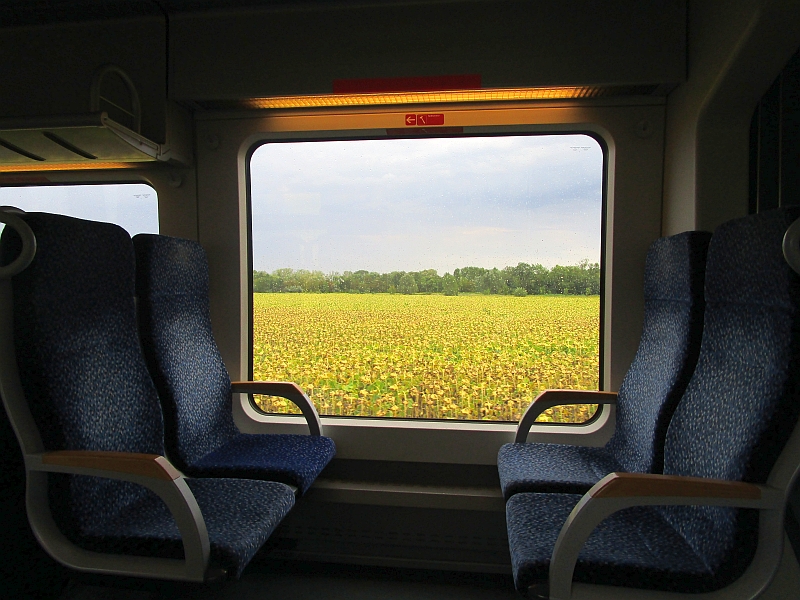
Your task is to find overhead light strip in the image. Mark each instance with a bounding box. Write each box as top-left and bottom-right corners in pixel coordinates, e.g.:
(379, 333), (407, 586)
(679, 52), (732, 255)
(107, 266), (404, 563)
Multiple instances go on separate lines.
(0, 162), (140, 173)
(236, 86), (612, 110)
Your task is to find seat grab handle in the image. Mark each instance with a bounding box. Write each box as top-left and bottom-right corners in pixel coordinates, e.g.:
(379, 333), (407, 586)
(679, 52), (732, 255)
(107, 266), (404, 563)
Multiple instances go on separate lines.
(0, 207), (36, 279)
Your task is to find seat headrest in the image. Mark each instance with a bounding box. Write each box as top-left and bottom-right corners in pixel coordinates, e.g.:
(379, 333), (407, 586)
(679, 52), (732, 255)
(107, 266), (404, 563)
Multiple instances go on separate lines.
(1, 212), (134, 300)
(705, 207), (800, 309)
(644, 230), (712, 303)
(133, 233), (209, 298)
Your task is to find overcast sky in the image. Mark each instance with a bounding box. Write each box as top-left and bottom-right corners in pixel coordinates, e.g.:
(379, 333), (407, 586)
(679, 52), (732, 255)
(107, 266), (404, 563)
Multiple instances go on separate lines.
(0, 183), (158, 237)
(250, 134), (602, 275)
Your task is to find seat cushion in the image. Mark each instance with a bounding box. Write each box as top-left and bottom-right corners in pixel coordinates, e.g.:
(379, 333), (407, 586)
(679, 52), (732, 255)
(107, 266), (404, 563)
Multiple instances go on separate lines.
(497, 443), (621, 499)
(185, 433), (336, 495)
(75, 478), (295, 579)
(506, 492), (718, 593)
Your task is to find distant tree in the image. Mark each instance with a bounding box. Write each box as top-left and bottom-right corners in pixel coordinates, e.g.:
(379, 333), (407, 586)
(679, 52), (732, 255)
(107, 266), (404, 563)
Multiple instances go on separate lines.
(398, 273), (418, 294)
(512, 287), (527, 297)
(415, 269), (441, 293)
(252, 260), (600, 296)
(458, 277), (476, 293)
(485, 268), (510, 294)
(252, 270), (270, 292)
(442, 273), (459, 296)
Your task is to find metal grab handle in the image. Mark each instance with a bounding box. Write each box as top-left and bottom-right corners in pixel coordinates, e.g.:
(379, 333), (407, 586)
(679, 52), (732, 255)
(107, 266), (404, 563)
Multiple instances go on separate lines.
(0, 207), (36, 280)
(783, 217), (800, 276)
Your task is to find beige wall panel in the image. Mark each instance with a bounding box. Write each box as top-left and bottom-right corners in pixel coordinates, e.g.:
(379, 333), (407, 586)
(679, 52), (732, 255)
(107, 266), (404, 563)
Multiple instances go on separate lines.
(149, 167), (199, 241)
(663, 0), (800, 234)
(195, 100), (664, 463)
(171, 0), (685, 100)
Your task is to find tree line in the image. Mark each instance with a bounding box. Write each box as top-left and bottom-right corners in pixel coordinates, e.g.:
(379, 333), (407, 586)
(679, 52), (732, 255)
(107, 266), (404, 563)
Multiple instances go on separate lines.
(253, 261), (600, 296)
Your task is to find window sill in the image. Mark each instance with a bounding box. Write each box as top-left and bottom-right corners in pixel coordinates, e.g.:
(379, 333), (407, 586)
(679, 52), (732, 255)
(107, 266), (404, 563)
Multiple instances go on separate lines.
(233, 396), (615, 465)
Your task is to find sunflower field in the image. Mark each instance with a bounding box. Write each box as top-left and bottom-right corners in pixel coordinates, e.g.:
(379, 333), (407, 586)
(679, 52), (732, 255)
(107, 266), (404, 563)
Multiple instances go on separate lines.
(252, 293), (599, 423)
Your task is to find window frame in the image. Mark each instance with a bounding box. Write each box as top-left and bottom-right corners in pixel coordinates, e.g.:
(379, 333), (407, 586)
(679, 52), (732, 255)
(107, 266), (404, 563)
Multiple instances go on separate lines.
(0, 176), (162, 236)
(191, 98), (667, 464)
(245, 129), (608, 428)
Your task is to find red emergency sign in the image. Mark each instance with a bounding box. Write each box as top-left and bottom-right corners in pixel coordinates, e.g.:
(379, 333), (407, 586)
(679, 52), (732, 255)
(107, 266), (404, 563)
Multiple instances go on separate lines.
(405, 113), (445, 127)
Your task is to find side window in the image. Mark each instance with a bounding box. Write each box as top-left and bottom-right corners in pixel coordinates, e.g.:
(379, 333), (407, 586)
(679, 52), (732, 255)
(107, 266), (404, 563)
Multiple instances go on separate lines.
(249, 135), (603, 423)
(0, 183), (158, 236)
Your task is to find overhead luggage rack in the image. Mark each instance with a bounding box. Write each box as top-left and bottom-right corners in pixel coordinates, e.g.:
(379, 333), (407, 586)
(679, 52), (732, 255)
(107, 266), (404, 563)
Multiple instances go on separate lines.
(0, 112), (184, 171)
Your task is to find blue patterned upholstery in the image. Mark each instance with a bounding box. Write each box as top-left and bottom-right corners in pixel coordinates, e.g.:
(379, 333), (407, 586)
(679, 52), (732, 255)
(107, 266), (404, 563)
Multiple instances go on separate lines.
(0, 213), (296, 578)
(507, 493), (718, 592)
(76, 477), (294, 579)
(498, 444), (622, 497)
(190, 433), (337, 495)
(498, 231), (711, 499)
(506, 208), (800, 593)
(132, 234), (335, 494)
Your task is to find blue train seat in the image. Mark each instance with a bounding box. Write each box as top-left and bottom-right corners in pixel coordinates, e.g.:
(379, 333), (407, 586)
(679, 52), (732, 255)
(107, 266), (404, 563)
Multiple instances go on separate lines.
(0, 211), (295, 581)
(132, 234), (335, 496)
(498, 231), (711, 499)
(505, 208), (800, 598)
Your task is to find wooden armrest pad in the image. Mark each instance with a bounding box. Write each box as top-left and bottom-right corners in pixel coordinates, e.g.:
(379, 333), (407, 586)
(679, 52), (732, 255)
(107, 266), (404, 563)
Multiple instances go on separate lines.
(41, 451), (181, 481)
(590, 472), (761, 500)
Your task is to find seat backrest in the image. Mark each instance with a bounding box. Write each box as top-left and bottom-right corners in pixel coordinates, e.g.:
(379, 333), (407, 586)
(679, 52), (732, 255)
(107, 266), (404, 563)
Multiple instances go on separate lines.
(659, 208), (800, 587)
(0, 213), (166, 534)
(132, 234), (238, 471)
(606, 230), (711, 473)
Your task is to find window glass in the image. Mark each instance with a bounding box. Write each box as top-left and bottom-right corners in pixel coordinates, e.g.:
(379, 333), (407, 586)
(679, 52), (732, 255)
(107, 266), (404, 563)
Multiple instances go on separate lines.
(250, 134), (602, 422)
(0, 183), (158, 237)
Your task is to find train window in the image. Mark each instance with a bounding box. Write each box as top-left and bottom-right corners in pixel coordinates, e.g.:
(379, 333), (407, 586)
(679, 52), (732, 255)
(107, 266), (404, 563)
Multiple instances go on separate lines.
(249, 134), (603, 423)
(0, 183), (158, 236)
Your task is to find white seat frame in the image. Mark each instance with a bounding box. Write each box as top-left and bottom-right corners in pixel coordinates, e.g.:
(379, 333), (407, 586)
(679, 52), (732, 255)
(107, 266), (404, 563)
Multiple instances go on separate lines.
(0, 209), (214, 582)
(539, 421), (800, 599)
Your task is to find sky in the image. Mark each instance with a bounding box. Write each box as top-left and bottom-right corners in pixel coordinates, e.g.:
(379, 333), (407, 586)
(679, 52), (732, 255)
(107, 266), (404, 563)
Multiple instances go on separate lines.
(0, 183), (159, 237)
(250, 134), (603, 275)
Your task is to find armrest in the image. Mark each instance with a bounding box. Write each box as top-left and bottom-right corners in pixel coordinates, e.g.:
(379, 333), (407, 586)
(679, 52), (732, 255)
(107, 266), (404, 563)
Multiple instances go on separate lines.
(41, 450), (182, 481)
(232, 380), (323, 436)
(547, 472), (782, 600)
(26, 450), (211, 582)
(515, 390), (617, 443)
(590, 472), (762, 500)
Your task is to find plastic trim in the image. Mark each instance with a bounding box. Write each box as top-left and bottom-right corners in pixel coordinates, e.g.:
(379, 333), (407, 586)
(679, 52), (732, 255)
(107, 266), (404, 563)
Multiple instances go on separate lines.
(231, 380), (322, 436)
(515, 390), (618, 443)
(782, 217), (800, 275)
(0, 207), (36, 279)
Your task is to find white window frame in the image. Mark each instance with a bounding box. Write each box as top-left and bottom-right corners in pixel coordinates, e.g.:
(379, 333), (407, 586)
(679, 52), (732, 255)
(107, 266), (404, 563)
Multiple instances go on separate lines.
(0, 175), (162, 236)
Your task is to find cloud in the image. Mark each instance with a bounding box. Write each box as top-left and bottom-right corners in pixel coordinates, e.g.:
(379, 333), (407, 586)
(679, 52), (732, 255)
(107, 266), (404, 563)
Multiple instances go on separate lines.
(281, 193), (322, 215)
(250, 134), (603, 273)
(457, 226), (518, 236)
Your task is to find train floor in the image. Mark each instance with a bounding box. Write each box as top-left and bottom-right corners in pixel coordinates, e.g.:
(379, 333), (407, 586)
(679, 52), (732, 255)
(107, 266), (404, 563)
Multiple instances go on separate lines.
(59, 562), (520, 600)
(54, 535), (800, 600)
